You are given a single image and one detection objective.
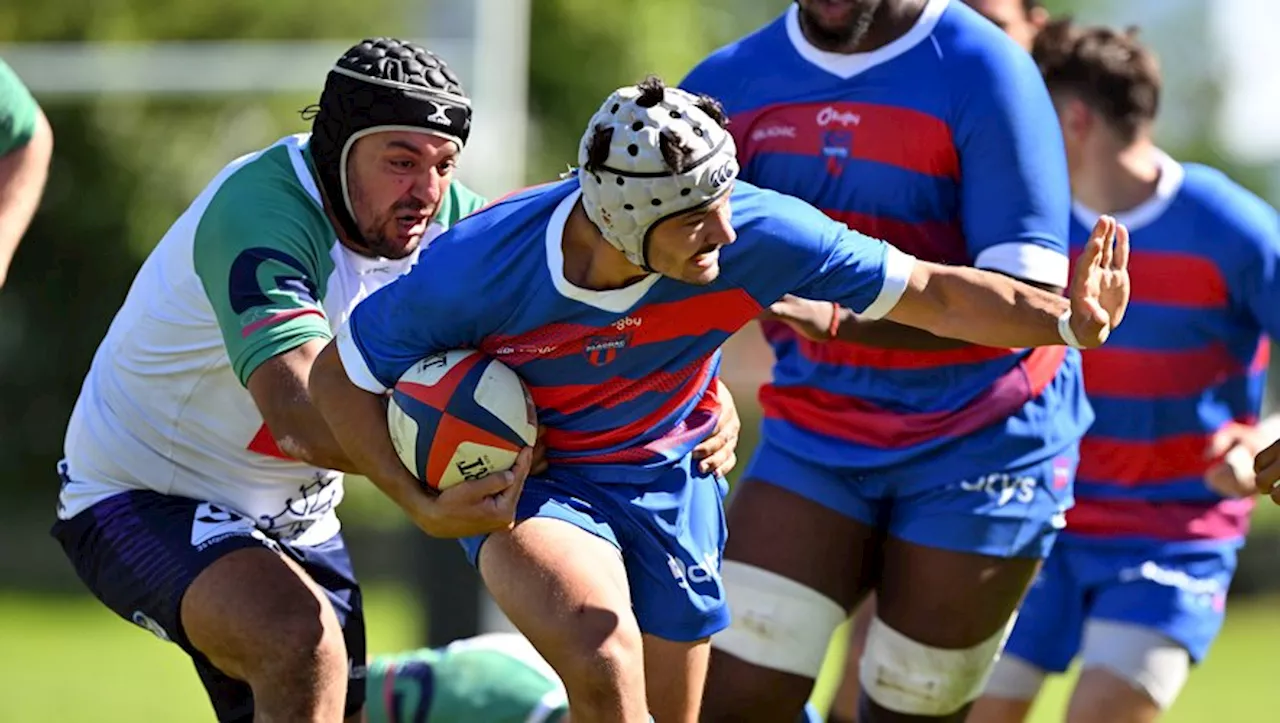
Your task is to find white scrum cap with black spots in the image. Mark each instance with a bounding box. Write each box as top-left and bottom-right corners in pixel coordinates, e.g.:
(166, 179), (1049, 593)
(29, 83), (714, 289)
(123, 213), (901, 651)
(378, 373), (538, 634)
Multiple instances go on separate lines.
(577, 83), (739, 269)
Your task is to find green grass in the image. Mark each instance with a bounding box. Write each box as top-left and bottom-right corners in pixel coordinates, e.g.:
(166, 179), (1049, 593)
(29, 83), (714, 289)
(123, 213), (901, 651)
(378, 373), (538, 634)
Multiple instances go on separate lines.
(810, 595), (1280, 722)
(3, 584), (1276, 721)
(0, 584), (421, 723)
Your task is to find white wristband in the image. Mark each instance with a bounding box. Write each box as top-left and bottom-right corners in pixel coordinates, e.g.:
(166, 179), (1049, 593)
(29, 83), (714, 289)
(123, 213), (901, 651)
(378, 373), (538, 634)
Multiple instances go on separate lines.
(1057, 310), (1086, 349)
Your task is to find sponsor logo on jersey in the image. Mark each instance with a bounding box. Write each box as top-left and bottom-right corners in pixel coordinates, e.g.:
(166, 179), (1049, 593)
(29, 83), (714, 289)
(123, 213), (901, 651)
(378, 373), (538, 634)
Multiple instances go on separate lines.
(821, 129), (855, 176)
(750, 124), (797, 142)
(584, 333), (631, 366)
(816, 106), (862, 128)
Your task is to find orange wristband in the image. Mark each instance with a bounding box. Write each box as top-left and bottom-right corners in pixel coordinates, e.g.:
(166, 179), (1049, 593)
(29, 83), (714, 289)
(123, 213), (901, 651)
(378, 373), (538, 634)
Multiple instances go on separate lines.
(827, 302), (841, 340)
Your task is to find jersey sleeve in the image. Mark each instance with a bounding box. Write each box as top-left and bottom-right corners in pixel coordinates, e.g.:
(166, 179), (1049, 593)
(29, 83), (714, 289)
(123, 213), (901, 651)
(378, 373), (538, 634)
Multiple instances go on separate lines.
(335, 237), (493, 394)
(194, 180), (335, 387)
(747, 190), (916, 318)
(0, 59), (40, 157)
(949, 43), (1071, 287)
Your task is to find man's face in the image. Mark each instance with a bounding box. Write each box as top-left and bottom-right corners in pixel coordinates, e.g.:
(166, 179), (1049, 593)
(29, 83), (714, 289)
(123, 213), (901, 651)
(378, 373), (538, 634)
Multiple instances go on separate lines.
(345, 130), (458, 259)
(962, 0), (1048, 52)
(645, 194), (736, 286)
(795, 0), (886, 52)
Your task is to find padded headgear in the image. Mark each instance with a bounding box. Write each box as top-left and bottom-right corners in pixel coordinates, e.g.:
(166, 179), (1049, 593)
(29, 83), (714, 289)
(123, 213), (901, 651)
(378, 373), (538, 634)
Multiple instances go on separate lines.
(311, 37), (471, 246)
(577, 79), (739, 269)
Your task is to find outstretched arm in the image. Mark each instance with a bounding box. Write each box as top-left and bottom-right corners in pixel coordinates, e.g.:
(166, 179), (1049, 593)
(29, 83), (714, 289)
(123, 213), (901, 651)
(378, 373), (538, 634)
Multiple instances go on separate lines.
(882, 216), (1129, 350)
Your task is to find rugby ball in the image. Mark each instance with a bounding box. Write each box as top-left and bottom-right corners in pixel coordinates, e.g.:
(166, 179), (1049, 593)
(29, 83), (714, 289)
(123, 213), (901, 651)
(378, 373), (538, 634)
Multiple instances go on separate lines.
(387, 350), (537, 490)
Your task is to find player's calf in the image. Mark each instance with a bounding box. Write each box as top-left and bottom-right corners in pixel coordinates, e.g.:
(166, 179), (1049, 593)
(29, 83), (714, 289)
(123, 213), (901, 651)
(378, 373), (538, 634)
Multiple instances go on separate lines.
(182, 546), (351, 722)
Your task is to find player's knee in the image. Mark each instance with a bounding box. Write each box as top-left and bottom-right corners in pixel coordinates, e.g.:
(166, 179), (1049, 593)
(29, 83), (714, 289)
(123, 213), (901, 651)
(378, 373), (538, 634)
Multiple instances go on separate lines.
(554, 605), (644, 699)
(712, 561), (846, 679)
(860, 614), (1015, 717)
(183, 548), (347, 686)
(1071, 620), (1190, 717)
(704, 562), (845, 719)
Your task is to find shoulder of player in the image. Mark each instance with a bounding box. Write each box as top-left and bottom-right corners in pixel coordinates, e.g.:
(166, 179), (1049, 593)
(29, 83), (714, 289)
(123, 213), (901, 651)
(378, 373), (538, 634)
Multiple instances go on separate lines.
(193, 142), (334, 278)
(1176, 165), (1280, 250)
(931, 6), (1041, 90)
(199, 143), (332, 249)
(681, 15), (785, 100)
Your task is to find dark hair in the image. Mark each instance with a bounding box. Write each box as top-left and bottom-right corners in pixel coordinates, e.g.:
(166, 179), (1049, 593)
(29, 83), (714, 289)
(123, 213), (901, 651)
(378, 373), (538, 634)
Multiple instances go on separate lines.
(1022, 0), (1042, 11)
(583, 75), (731, 176)
(1032, 19), (1161, 141)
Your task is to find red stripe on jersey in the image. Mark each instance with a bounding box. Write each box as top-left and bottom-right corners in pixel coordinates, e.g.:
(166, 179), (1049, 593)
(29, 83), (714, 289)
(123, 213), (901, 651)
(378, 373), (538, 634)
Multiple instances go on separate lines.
(482, 290), (761, 366)
(531, 355), (712, 416)
(1082, 343), (1250, 398)
(542, 356), (716, 452)
(1066, 497), (1253, 541)
(760, 346), (1066, 448)
(241, 308), (325, 338)
(730, 102), (959, 180)
(1070, 248), (1227, 308)
(1079, 432), (1217, 487)
(823, 209), (967, 265)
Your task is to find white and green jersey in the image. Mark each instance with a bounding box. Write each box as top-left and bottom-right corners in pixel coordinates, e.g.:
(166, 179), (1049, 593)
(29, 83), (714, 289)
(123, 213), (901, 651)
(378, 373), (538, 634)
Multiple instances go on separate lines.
(366, 634), (568, 723)
(58, 133), (486, 543)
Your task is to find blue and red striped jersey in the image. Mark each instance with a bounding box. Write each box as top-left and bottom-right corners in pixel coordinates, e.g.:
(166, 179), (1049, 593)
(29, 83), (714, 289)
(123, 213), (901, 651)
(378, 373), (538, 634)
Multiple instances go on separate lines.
(337, 178), (913, 481)
(680, 0), (1088, 470)
(1066, 152), (1280, 545)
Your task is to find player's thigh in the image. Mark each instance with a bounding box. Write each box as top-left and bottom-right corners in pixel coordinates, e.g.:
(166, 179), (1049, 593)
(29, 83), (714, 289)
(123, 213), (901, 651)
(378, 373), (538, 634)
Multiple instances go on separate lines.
(991, 544), (1089, 689)
(51, 491), (356, 720)
(477, 514), (639, 678)
(705, 442), (880, 720)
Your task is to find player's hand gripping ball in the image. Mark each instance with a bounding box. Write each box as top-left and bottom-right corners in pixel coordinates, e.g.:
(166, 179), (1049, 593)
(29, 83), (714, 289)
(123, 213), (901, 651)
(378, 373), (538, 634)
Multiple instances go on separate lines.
(387, 350), (538, 490)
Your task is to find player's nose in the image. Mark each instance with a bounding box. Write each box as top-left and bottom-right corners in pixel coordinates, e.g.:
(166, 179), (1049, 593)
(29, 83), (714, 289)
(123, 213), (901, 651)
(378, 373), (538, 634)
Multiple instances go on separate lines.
(712, 207), (736, 246)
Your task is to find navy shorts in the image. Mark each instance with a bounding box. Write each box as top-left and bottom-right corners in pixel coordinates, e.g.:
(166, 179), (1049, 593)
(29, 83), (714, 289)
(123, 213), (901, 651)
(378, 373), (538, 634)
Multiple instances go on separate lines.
(51, 490), (366, 722)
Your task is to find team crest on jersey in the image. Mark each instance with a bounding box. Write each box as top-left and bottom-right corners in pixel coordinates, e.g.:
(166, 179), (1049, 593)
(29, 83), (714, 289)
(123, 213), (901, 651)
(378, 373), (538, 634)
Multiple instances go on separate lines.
(583, 333), (631, 366)
(821, 129), (854, 176)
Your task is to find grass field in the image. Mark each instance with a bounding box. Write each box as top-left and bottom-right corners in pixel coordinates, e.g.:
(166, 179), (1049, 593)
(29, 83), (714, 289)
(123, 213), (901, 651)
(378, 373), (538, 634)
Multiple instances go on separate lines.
(3, 584), (1274, 722)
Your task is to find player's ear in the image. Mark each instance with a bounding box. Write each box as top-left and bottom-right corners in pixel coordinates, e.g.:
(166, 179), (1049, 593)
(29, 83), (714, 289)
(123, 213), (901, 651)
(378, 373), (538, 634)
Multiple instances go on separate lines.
(1030, 7), (1050, 32)
(1062, 97), (1093, 141)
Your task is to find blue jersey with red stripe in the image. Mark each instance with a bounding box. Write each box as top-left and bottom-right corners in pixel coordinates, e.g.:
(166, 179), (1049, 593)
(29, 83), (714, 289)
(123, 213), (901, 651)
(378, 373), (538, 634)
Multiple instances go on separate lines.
(1065, 153), (1280, 546)
(338, 178), (912, 480)
(681, 0), (1089, 470)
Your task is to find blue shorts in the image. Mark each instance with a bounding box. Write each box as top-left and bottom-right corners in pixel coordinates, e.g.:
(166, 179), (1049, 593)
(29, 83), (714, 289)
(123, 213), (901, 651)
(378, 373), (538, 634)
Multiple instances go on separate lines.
(742, 436), (1077, 559)
(50, 490), (367, 722)
(1003, 537), (1237, 671)
(462, 456), (730, 642)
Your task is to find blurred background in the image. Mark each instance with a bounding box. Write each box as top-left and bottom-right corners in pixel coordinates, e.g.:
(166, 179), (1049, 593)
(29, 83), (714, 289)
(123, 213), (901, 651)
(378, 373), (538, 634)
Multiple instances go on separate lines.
(3, 0), (1279, 720)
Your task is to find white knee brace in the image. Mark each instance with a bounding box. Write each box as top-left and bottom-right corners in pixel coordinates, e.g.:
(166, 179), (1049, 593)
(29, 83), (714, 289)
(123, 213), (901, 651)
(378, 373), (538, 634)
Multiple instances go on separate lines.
(712, 561), (846, 678)
(860, 614), (1016, 716)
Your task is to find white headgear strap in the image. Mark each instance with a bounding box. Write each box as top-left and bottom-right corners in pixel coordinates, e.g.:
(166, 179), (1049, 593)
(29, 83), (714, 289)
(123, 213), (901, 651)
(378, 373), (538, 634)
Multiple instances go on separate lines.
(577, 85), (739, 269)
